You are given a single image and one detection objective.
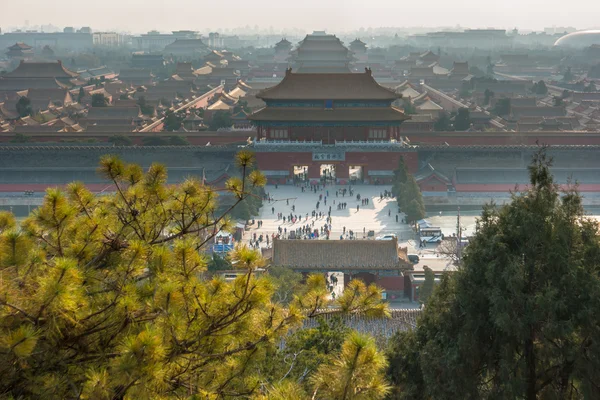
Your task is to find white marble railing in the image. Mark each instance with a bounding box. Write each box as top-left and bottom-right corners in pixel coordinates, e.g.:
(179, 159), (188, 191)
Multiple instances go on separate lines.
(253, 140), (323, 146)
(334, 140), (405, 146)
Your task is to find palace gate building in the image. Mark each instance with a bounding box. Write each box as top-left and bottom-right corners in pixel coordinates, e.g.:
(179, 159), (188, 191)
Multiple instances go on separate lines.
(248, 68), (417, 184)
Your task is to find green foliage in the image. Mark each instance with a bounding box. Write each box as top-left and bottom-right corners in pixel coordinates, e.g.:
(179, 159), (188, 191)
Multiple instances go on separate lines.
(483, 88), (494, 106)
(583, 81), (597, 92)
(589, 64), (600, 79)
(0, 151), (389, 398)
(15, 96), (32, 117)
(137, 96), (155, 116)
(310, 332), (390, 399)
(206, 252), (232, 272)
(493, 97), (511, 116)
(469, 66), (486, 77)
(77, 87), (85, 103)
(562, 66), (574, 82)
(91, 93), (108, 107)
(268, 266), (303, 305)
(418, 266), (434, 304)
(401, 98), (417, 115)
(433, 111), (451, 131)
(119, 93), (129, 100)
(168, 135), (189, 145)
(209, 110), (233, 130)
(142, 136), (168, 146)
(163, 110), (184, 132)
(387, 148), (600, 399)
(10, 133), (31, 143)
(393, 157), (426, 223)
(453, 107), (471, 131)
(391, 157), (409, 198)
(108, 134), (133, 146)
(531, 80), (548, 95)
(553, 96), (564, 107)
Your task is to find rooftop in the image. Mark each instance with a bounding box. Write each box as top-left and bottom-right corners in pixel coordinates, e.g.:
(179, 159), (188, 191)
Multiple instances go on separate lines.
(3, 60), (78, 79)
(256, 69), (398, 101)
(272, 239), (401, 269)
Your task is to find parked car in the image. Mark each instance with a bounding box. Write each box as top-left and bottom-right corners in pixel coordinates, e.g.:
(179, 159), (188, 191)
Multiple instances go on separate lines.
(408, 254), (420, 264)
(376, 234), (397, 241)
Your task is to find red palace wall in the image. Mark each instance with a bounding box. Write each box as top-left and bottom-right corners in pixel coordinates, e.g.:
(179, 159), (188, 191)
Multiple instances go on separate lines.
(255, 150), (418, 184)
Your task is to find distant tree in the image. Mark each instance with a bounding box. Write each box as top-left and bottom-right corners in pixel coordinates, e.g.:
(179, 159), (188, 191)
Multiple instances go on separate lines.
(268, 266), (303, 305)
(468, 66), (485, 77)
(532, 80), (548, 95)
(209, 110), (233, 130)
(10, 133), (31, 143)
(392, 157), (409, 198)
(493, 98), (511, 116)
(419, 266), (435, 305)
(91, 93), (108, 107)
(399, 176), (426, 223)
(137, 96), (154, 116)
(15, 97), (32, 117)
(589, 64), (600, 79)
(553, 96), (564, 107)
(433, 111), (451, 131)
(233, 100), (251, 114)
(168, 135), (189, 146)
(77, 87), (85, 103)
(142, 136), (168, 146)
(483, 88), (494, 106)
(584, 81), (597, 92)
(163, 110), (183, 132)
(119, 94), (129, 100)
(206, 253), (232, 273)
(108, 134), (132, 146)
(402, 98), (417, 115)
(562, 66), (574, 82)
(453, 107), (471, 131)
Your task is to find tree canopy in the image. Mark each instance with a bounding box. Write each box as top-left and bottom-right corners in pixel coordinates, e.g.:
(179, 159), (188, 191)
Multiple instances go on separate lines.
(91, 93), (109, 107)
(387, 148), (600, 399)
(453, 107), (471, 131)
(0, 151), (390, 398)
(16, 96), (32, 117)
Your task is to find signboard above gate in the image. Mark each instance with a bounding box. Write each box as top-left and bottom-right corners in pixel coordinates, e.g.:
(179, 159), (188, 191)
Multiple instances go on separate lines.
(312, 152), (345, 161)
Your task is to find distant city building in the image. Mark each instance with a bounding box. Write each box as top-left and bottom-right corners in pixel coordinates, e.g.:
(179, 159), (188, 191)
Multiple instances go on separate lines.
(554, 30), (600, 48)
(411, 29), (512, 49)
(0, 31), (92, 51)
(93, 32), (124, 47)
(208, 32), (223, 49)
(134, 30), (198, 51)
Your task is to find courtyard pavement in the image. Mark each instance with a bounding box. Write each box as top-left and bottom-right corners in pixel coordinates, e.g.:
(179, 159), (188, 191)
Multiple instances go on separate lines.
(243, 184), (479, 262)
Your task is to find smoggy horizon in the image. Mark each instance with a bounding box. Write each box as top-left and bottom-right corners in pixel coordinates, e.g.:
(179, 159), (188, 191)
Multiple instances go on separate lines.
(1, 0), (598, 35)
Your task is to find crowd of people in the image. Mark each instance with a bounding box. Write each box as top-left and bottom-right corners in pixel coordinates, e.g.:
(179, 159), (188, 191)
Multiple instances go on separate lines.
(247, 181), (403, 249)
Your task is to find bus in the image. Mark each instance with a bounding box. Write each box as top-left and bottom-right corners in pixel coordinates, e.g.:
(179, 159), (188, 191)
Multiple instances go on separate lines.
(419, 227), (444, 244)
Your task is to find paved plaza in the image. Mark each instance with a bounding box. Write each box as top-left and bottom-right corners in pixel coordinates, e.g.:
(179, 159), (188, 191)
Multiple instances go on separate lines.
(243, 184), (480, 261)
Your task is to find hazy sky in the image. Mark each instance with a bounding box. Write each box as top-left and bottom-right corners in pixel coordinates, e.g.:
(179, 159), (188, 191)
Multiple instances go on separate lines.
(1, 0), (598, 33)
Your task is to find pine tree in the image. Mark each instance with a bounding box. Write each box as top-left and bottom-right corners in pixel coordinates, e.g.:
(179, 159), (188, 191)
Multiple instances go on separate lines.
(0, 152), (389, 398)
(418, 266), (434, 304)
(387, 148), (600, 399)
(310, 332), (390, 400)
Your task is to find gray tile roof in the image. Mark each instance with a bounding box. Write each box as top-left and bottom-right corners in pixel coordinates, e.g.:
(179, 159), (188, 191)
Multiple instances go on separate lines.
(272, 239), (401, 269)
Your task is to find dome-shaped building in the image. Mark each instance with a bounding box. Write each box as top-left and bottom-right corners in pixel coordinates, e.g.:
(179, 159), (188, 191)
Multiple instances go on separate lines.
(554, 30), (600, 48)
